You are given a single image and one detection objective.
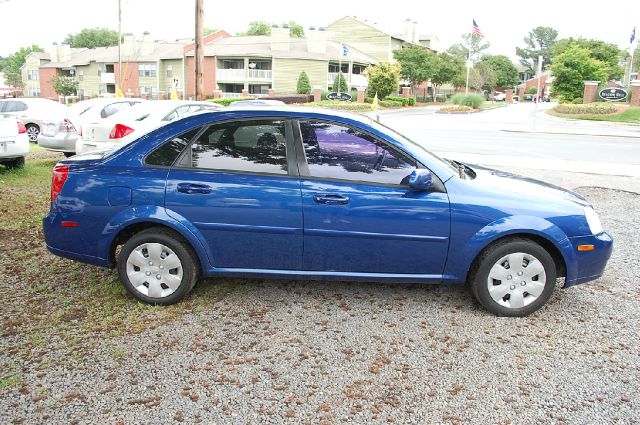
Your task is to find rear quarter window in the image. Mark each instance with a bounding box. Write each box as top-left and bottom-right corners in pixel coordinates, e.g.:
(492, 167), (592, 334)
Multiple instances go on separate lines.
(145, 128), (199, 167)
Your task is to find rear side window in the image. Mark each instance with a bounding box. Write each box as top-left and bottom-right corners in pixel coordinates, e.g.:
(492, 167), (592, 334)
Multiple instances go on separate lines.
(145, 129), (198, 167)
(188, 120), (288, 175)
(2, 101), (27, 113)
(101, 102), (131, 118)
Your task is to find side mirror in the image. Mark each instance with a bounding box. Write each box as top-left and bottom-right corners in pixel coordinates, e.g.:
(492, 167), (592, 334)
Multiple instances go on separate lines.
(408, 169), (433, 191)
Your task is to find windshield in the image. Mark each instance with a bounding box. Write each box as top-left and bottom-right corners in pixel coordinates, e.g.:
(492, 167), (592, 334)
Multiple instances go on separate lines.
(368, 119), (459, 174)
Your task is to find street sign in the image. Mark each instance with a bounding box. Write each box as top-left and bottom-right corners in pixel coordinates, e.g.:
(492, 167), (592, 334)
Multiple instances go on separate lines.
(327, 92), (352, 101)
(173, 78), (181, 88)
(599, 87), (627, 101)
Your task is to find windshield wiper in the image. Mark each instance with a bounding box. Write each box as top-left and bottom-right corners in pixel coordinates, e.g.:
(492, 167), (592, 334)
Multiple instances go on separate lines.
(449, 159), (466, 179)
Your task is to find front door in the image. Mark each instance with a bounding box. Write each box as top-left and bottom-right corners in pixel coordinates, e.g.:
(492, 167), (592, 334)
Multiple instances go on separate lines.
(296, 120), (450, 275)
(165, 119), (302, 270)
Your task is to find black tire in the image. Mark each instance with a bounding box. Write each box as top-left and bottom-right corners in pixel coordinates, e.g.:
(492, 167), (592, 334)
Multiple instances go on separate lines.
(117, 228), (199, 305)
(5, 157), (25, 169)
(470, 238), (557, 317)
(63, 152), (75, 158)
(25, 124), (39, 143)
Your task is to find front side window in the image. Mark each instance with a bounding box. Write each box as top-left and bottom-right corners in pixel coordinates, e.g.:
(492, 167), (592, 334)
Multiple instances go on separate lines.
(300, 121), (415, 185)
(188, 120), (288, 175)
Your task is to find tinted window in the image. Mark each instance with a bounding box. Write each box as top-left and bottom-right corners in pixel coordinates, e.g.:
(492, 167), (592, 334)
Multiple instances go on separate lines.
(146, 129), (198, 167)
(190, 120), (287, 175)
(101, 102), (131, 118)
(2, 101), (27, 113)
(300, 121), (415, 185)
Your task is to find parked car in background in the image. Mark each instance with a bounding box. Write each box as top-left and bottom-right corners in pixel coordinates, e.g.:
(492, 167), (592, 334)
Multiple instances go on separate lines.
(230, 99), (285, 107)
(0, 98), (67, 143)
(0, 114), (29, 168)
(43, 107), (612, 316)
(38, 98), (146, 157)
(76, 100), (221, 155)
(493, 92), (506, 102)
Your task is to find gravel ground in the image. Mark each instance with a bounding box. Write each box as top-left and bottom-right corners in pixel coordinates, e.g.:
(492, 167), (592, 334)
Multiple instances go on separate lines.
(1, 185), (639, 424)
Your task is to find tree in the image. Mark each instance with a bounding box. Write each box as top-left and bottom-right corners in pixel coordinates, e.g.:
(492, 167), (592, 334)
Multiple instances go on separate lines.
(430, 52), (465, 100)
(550, 46), (607, 102)
(64, 28), (119, 48)
(238, 21), (304, 37)
(480, 55), (519, 89)
(297, 71), (311, 94)
(2, 45), (44, 88)
(469, 62), (496, 95)
(393, 45), (435, 91)
(203, 28), (219, 36)
(447, 33), (490, 62)
(552, 38), (623, 81)
(365, 62), (401, 98)
(516, 26), (558, 71)
(333, 72), (348, 93)
(51, 75), (78, 97)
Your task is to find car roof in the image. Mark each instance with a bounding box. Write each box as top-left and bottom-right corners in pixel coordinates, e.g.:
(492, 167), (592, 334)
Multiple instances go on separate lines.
(212, 105), (375, 125)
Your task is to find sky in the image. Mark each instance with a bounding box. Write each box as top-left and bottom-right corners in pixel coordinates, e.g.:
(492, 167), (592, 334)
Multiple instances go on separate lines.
(1, 0), (639, 61)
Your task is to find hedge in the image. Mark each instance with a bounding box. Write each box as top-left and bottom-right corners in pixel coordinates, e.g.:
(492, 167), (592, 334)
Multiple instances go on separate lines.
(379, 100), (403, 107)
(438, 105), (473, 113)
(262, 94), (313, 104)
(554, 103), (618, 115)
(208, 97), (252, 106)
(451, 93), (484, 109)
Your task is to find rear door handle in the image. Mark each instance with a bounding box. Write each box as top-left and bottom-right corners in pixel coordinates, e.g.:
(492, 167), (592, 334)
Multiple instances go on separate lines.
(177, 183), (212, 194)
(313, 194), (350, 205)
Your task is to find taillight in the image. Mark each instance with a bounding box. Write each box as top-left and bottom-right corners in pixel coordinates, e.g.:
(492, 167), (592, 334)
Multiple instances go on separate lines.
(58, 118), (76, 132)
(51, 164), (69, 202)
(109, 124), (134, 139)
(17, 121), (26, 134)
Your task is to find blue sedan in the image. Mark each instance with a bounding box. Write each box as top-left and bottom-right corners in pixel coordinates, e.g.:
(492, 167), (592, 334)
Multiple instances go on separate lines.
(43, 107), (613, 316)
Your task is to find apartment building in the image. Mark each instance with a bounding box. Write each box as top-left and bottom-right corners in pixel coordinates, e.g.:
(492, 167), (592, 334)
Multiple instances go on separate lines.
(184, 26), (377, 98)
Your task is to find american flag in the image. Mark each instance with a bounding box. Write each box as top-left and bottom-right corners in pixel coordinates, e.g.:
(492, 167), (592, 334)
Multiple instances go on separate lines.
(472, 19), (484, 38)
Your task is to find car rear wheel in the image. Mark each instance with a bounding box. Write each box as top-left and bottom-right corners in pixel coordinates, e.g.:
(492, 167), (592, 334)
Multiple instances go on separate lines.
(470, 238), (556, 317)
(4, 157), (25, 169)
(25, 124), (39, 143)
(63, 152), (75, 158)
(117, 228), (199, 305)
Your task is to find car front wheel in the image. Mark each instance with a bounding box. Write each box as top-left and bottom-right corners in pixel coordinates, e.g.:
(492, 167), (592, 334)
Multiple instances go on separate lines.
(117, 228), (199, 305)
(470, 238), (557, 317)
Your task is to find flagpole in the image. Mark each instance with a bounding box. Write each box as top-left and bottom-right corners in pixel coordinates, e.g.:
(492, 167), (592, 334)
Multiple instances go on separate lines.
(627, 27), (636, 86)
(465, 49), (471, 94)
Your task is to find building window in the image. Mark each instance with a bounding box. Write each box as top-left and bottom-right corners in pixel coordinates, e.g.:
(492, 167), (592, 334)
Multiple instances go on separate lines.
(328, 63), (349, 74)
(248, 61), (272, 70)
(28, 87), (41, 97)
(138, 63), (157, 77)
(27, 70), (39, 80)
(166, 65), (173, 78)
(249, 84), (270, 95)
(352, 64), (366, 75)
(222, 60), (244, 70)
(78, 70), (84, 81)
(219, 83), (243, 94)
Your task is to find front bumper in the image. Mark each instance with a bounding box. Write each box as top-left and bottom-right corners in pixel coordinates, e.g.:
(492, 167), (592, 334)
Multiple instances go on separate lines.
(565, 232), (613, 287)
(38, 132), (78, 153)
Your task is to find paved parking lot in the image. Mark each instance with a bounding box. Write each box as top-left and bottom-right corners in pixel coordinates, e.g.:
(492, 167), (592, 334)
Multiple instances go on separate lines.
(1, 147), (638, 423)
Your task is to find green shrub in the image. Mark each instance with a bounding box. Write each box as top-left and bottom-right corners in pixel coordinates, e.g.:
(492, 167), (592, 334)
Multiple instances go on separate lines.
(296, 71), (311, 94)
(364, 96), (373, 104)
(407, 97), (416, 106)
(306, 101), (370, 112)
(438, 105), (473, 113)
(571, 98), (584, 105)
(451, 93), (484, 109)
(332, 72), (348, 93)
(554, 103), (617, 114)
(384, 96), (409, 106)
(208, 97), (253, 106)
(528, 86), (538, 94)
(379, 100), (403, 107)
(321, 90), (329, 101)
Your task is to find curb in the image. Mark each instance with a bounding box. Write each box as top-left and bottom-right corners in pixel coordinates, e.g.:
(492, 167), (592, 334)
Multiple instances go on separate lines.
(500, 129), (640, 139)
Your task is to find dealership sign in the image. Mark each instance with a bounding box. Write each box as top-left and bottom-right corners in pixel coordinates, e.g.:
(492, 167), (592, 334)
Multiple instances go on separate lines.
(327, 92), (352, 101)
(598, 88), (627, 101)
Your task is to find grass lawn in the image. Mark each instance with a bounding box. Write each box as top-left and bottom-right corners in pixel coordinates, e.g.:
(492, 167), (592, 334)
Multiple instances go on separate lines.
(479, 101), (507, 110)
(0, 152), (246, 381)
(547, 107), (640, 124)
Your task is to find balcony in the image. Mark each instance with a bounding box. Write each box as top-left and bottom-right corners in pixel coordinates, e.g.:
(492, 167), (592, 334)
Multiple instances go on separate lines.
(327, 72), (368, 88)
(100, 73), (115, 84)
(220, 92), (245, 99)
(247, 69), (272, 81)
(216, 68), (245, 81)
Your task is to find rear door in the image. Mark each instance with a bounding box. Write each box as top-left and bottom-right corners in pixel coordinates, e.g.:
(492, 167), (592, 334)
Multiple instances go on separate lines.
(165, 118), (303, 270)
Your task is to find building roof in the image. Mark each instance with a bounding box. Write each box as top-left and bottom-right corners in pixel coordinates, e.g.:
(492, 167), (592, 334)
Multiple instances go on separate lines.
(40, 42), (184, 68)
(185, 35), (378, 65)
(328, 16), (412, 42)
(28, 51), (52, 61)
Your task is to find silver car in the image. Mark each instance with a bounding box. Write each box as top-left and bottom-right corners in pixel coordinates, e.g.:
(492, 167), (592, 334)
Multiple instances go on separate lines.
(38, 98), (146, 157)
(0, 98), (67, 142)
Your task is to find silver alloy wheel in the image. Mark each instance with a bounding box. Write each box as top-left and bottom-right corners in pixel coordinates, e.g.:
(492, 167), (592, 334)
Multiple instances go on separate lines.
(486, 252), (547, 309)
(26, 126), (39, 142)
(125, 242), (183, 298)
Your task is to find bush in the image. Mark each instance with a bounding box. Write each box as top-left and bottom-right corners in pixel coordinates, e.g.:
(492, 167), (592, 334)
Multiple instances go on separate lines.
(571, 98), (584, 105)
(366, 62), (401, 99)
(333, 72), (348, 93)
(208, 97), (253, 106)
(384, 96), (409, 106)
(297, 71), (311, 94)
(364, 96), (373, 104)
(528, 86), (538, 94)
(321, 90), (329, 101)
(262, 94), (312, 104)
(379, 100), (403, 107)
(438, 105), (473, 113)
(407, 97), (416, 106)
(451, 93), (484, 109)
(554, 103), (617, 114)
(306, 101), (370, 112)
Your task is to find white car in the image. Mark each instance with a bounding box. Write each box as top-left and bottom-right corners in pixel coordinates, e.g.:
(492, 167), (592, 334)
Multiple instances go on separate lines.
(0, 115), (29, 168)
(0, 98), (68, 143)
(76, 100), (221, 154)
(39, 98), (146, 157)
(493, 92), (507, 102)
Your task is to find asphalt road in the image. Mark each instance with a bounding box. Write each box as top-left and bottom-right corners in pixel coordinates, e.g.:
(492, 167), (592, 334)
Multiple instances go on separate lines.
(378, 103), (640, 179)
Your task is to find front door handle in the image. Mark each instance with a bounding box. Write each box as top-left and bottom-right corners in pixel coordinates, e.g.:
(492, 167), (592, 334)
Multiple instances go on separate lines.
(177, 183), (212, 194)
(313, 194), (350, 205)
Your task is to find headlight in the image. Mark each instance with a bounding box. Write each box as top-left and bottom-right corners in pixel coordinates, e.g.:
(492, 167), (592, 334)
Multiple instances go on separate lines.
(584, 207), (602, 234)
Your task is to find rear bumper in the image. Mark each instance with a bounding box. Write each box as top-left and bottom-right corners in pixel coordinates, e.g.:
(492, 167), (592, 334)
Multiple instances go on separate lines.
(77, 140), (119, 155)
(0, 133), (29, 159)
(43, 213), (111, 268)
(565, 232), (613, 287)
(38, 133), (78, 152)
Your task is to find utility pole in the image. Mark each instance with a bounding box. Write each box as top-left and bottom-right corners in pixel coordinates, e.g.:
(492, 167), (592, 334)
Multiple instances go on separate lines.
(118, 0), (122, 94)
(533, 55), (543, 132)
(195, 0), (204, 100)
